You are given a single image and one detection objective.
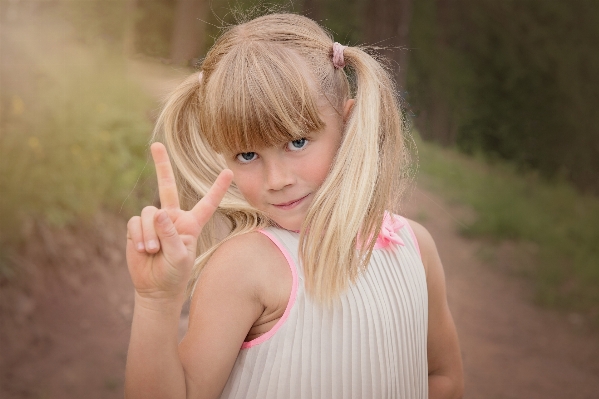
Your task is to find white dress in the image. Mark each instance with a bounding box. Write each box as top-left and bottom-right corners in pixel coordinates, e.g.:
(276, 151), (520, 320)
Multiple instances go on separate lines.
(218, 214), (429, 399)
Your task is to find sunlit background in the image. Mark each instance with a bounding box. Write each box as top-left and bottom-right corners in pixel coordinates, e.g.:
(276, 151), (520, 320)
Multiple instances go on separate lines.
(1, 1), (598, 398)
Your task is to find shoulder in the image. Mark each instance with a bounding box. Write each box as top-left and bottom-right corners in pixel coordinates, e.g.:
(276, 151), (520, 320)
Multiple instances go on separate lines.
(404, 217), (435, 249)
(403, 217), (440, 277)
(211, 230), (284, 266)
(179, 231), (293, 397)
(210, 230), (290, 275)
(200, 230), (292, 306)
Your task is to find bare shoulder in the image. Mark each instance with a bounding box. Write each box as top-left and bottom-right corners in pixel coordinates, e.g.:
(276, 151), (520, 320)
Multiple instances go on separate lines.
(206, 231), (290, 288)
(404, 217), (435, 245)
(179, 231), (292, 397)
(192, 230), (292, 316)
(404, 218), (441, 276)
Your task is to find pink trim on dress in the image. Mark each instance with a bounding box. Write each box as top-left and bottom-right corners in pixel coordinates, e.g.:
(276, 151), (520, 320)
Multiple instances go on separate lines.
(240, 230), (299, 349)
(401, 216), (422, 259)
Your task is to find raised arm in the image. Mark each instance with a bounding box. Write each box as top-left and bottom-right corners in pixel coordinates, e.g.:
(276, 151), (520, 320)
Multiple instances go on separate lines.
(124, 143), (233, 399)
(408, 220), (464, 399)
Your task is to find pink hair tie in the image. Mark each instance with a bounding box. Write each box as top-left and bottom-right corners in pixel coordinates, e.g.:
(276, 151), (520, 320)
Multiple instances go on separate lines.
(332, 42), (347, 69)
(198, 71), (203, 83)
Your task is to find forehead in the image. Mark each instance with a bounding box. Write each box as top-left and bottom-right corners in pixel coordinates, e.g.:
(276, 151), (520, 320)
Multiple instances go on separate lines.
(198, 42), (326, 154)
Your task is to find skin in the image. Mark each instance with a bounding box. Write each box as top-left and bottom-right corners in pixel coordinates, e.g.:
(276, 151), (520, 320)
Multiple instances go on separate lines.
(411, 220), (464, 398)
(125, 96), (463, 399)
(223, 97), (354, 231)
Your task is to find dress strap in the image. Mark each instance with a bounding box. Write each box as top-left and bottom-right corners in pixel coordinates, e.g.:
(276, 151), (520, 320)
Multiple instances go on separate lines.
(239, 229), (299, 349)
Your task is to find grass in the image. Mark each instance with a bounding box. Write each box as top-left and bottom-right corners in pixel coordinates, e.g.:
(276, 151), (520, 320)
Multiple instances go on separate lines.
(0, 11), (155, 251)
(416, 136), (599, 317)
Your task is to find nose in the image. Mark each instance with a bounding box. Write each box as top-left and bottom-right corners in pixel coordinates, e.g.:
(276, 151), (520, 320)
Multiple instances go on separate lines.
(264, 156), (295, 191)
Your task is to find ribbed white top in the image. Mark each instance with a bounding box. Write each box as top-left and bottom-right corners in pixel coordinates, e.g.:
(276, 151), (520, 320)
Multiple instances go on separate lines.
(218, 216), (429, 399)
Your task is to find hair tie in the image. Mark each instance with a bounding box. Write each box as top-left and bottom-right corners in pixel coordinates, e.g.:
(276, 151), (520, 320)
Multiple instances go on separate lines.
(198, 71), (204, 84)
(332, 42), (347, 69)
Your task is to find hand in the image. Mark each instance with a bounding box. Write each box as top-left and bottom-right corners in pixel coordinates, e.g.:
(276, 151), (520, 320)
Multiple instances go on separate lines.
(126, 142), (233, 302)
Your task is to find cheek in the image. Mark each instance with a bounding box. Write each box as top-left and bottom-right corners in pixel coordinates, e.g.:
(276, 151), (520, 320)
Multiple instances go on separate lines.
(227, 167), (260, 204)
(234, 177), (259, 203)
(304, 148), (337, 186)
(313, 159), (333, 185)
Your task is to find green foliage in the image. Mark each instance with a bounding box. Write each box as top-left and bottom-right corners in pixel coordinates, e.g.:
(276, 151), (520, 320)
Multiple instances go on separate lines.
(417, 137), (599, 313)
(408, 0), (599, 193)
(0, 8), (154, 247)
(134, 0), (177, 58)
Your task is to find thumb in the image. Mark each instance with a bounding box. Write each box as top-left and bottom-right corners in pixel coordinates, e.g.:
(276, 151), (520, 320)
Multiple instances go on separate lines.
(154, 210), (187, 260)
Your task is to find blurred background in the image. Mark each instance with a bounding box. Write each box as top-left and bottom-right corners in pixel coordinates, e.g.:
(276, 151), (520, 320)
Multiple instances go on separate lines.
(1, 0), (598, 398)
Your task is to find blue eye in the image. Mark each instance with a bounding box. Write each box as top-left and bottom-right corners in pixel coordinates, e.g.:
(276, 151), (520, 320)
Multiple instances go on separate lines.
(236, 152), (257, 163)
(287, 138), (308, 151)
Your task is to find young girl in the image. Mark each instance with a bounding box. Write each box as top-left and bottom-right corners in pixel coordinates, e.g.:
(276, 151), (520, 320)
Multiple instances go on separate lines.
(125, 13), (463, 399)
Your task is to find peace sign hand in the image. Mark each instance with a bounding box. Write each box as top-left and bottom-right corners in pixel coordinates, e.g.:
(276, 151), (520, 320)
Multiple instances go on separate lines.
(126, 143), (233, 303)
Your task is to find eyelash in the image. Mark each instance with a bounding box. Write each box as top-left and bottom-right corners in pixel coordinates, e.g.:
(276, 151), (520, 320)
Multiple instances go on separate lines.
(287, 138), (308, 151)
(235, 138), (309, 164)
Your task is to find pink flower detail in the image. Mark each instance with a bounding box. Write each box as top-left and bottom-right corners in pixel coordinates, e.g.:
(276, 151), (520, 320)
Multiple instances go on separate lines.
(373, 213), (405, 249)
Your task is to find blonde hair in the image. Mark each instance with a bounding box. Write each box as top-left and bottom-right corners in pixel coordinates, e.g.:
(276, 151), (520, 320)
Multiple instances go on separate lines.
(153, 13), (413, 305)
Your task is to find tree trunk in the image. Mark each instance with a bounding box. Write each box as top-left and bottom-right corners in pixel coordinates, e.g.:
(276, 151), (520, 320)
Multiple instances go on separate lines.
(432, 0), (455, 145)
(302, 0), (321, 21)
(396, 0), (413, 90)
(170, 0), (207, 66)
(364, 0), (414, 90)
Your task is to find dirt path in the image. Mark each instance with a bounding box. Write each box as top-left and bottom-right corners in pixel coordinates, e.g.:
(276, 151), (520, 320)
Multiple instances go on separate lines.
(403, 188), (599, 399)
(2, 60), (598, 399)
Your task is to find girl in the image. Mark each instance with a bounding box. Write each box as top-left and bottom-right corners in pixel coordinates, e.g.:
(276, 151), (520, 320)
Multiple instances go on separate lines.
(125, 13), (463, 399)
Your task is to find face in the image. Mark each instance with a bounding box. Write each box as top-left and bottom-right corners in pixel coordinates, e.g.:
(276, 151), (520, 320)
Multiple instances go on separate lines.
(224, 98), (354, 231)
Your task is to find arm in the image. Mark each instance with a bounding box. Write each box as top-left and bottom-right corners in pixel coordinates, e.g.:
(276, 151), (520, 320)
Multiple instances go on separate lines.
(126, 289), (187, 399)
(125, 238), (266, 399)
(124, 142), (248, 399)
(178, 231), (290, 397)
(408, 220), (464, 399)
(126, 231), (274, 399)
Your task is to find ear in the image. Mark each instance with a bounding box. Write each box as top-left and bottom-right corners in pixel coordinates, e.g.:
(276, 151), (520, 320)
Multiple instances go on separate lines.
(343, 99), (355, 123)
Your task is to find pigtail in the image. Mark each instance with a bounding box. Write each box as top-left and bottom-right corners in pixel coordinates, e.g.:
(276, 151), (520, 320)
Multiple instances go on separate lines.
(152, 72), (271, 297)
(151, 14), (413, 303)
(299, 45), (408, 305)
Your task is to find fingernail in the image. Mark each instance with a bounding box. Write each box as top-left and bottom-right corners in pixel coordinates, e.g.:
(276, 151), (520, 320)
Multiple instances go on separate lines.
(156, 211), (168, 224)
(136, 242), (145, 251)
(147, 240), (158, 250)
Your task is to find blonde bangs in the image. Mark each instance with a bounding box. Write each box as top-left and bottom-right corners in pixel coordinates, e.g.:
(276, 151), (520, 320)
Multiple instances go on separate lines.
(199, 41), (325, 154)
(155, 13), (412, 304)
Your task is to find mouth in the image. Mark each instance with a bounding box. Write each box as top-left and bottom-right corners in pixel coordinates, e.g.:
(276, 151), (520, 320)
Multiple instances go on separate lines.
(272, 194), (310, 209)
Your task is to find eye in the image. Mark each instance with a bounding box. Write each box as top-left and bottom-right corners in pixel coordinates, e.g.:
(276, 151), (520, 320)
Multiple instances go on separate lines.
(236, 152), (257, 163)
(287, 138), (308, 151)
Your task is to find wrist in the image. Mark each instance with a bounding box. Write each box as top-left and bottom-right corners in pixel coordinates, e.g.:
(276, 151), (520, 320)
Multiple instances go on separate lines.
(134, 292), (186, 315)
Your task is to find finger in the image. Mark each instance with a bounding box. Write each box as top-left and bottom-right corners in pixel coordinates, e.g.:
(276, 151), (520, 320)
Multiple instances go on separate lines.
(127, 216), (145, 252)
(154, 210), (188, 262)
(190, 169), (234, 226)
(151, 142), (180, 211)
(141, 206), (160, 253)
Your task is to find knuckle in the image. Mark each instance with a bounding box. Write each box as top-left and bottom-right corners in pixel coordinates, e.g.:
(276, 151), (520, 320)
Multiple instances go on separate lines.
(170, 248), (187, 263)
(162, 224), (179, 239)
(141, 206), (158, 216)
(127, 216), (140, 229)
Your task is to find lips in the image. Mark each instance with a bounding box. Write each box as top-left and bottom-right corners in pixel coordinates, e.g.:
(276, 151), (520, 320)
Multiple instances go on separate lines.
(272, 194), (310, 208)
